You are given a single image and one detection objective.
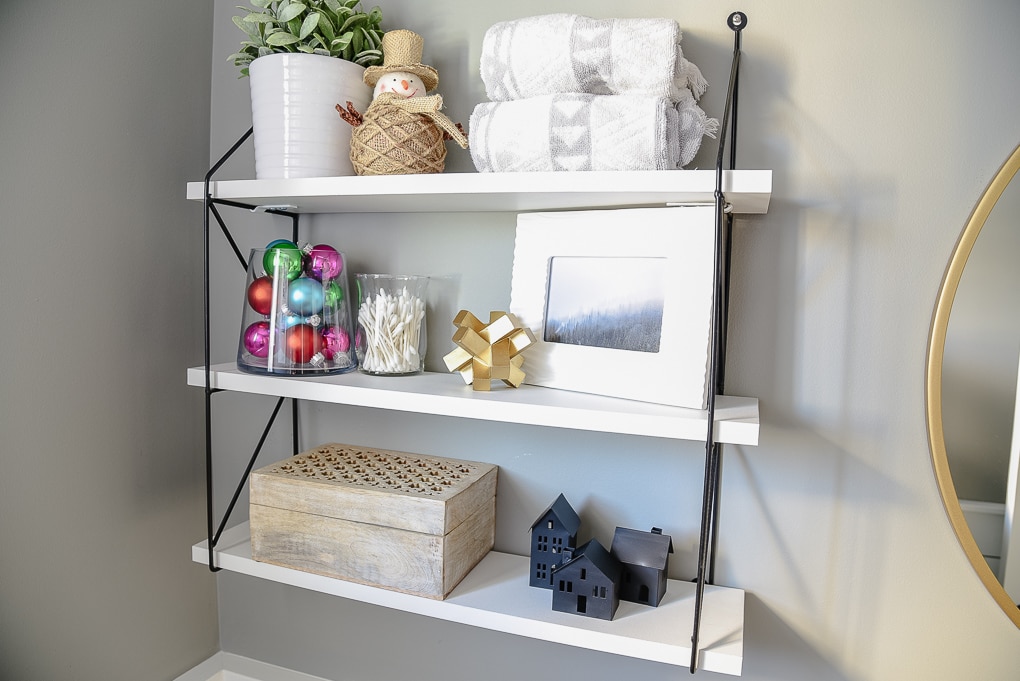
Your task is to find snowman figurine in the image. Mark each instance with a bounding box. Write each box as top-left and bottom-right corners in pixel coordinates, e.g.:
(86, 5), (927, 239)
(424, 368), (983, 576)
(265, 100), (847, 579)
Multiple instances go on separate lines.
(337, 29), (467, 176)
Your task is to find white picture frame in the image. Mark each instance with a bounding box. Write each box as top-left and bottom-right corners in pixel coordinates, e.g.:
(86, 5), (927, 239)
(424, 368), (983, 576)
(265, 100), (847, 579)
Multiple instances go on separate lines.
(510, 206), (716, 409)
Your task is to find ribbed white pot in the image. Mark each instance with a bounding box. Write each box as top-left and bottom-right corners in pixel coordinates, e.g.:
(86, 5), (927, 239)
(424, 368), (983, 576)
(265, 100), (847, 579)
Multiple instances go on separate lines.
(248, 53), (373, 179)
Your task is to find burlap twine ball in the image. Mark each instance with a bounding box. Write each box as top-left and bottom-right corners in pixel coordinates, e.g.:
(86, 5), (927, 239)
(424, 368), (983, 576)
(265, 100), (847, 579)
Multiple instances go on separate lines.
(350, 102), (448, 176)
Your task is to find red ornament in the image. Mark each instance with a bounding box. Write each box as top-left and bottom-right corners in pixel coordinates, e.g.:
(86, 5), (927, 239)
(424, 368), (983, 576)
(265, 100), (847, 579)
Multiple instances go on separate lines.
(247, 275), (275, 315)
(285, 324), (322, 363)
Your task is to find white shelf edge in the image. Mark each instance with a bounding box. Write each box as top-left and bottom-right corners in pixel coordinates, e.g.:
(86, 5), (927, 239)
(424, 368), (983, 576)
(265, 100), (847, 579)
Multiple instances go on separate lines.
(194, 523), (744, 675)
(175, 651), (332, 681)
(186, 169), (771, 215)
(188, 364), (759, 445)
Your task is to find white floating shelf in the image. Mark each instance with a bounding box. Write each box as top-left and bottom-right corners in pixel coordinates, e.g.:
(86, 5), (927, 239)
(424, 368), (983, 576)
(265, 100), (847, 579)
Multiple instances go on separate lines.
(187, 169), (771, 214)
(194, 523), (744, 675)
(188, 364), (759, 445)
(175, 651), (332, 681)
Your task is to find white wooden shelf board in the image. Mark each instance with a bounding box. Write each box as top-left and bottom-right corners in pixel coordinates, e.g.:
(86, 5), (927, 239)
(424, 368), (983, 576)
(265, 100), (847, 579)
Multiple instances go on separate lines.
(188, 364), (759, 445)
(175, 651), (332, 681)
(187, 169), (771, 214)
(194, 523), (744, 675)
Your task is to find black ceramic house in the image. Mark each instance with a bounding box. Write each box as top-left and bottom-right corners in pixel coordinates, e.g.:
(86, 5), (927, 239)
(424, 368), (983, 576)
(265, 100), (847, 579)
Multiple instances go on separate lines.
(529, 493), (581, 588)
(610, 526), (674, 607)
(550, 539), (622, 621)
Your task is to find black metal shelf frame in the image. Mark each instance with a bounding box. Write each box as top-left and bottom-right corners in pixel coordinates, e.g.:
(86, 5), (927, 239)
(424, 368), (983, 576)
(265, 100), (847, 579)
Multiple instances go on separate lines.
(201, 127), (303, 573)
(692, 10), (746, 673)
(197, 11), (749, 674)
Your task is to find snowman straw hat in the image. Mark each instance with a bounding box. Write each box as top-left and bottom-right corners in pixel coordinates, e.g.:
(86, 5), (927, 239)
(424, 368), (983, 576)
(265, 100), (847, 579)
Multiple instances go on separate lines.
(363, 29), (439, 92)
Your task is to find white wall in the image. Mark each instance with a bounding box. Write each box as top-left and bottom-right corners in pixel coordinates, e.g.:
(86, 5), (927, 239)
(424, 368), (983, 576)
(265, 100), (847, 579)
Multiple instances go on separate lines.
(203, 1), (1020, 680)
(0, 1), (219, 679)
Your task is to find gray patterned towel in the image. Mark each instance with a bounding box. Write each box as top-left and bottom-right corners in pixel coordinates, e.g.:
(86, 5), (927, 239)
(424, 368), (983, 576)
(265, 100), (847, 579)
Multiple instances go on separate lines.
(480, 14), (707, 102)
(468, 91), (717, 172)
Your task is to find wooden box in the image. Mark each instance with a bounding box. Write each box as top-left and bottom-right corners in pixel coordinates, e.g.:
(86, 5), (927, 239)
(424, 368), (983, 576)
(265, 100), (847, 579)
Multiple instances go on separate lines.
(250, 443), (497, 600)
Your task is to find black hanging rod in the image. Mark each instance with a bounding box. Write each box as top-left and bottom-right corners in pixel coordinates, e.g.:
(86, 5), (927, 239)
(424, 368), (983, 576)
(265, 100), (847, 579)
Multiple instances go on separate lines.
(690, 9), (746, 674)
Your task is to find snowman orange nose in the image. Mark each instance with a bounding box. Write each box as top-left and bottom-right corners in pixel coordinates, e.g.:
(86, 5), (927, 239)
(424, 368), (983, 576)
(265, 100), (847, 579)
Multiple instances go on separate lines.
(401, 79), (409, 90)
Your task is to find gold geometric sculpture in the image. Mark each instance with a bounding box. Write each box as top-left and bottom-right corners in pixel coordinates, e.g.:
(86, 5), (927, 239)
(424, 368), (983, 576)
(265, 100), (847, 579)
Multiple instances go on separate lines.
(442, 310), (537, 391)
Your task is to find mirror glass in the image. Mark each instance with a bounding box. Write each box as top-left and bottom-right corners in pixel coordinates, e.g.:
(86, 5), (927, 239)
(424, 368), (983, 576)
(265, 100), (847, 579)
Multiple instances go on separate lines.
(927, 144), (1020, 625)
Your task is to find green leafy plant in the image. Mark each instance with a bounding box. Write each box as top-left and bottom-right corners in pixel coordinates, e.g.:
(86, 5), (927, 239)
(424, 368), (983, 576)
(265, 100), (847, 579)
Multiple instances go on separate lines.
(229, 0), (384, 76)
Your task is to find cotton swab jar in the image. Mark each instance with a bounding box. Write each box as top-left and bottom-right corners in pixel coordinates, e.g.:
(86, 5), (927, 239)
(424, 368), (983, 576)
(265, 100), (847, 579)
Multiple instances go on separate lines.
(355, 274), (429, 376)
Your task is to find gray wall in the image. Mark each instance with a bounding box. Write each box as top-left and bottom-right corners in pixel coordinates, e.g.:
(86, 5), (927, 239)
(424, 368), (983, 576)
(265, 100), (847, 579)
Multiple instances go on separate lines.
(0, 1), (218, 679)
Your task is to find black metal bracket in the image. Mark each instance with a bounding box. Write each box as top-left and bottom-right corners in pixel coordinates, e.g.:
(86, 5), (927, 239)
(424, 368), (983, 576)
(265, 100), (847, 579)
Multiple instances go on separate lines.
(690, 10), (746, 673)
(202, 127), (302, 571)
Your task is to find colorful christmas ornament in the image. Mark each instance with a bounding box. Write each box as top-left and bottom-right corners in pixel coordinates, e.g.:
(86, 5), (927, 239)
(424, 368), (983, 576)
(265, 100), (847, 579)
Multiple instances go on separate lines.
(287, 277), (325, 317)
(246, 275), (275, 316)
(305, 244), (344, 281)
(280, 312), (305, 329)
(263, 240), (303, 281)
(321, 326), (351, 360)
(323, 279), (344, 308)
(285, 323), (322, 363)
(243, 320), (272, 358)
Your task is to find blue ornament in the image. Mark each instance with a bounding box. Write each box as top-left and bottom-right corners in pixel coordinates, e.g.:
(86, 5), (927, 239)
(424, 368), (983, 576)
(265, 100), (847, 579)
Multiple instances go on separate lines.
(287, 277), (324, 317)
(280, 312), (305, 329)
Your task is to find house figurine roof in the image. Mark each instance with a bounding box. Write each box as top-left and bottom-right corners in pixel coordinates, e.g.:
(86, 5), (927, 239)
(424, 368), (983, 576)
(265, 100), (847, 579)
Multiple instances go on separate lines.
(610, 527), (674, 570)
(556, 538), (622, 584)
(529, 492), (581, 536)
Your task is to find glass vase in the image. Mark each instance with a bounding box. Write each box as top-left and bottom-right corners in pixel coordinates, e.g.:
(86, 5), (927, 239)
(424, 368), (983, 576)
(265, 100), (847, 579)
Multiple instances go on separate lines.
(237, 244), (357, 375)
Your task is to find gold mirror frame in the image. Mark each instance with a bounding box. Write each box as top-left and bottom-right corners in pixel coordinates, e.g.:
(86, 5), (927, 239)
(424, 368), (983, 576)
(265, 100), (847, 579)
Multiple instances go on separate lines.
(926, 143), (1020, 626)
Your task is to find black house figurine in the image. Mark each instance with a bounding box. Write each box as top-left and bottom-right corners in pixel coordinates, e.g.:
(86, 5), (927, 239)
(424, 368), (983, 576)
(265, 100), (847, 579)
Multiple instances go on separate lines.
(610, 526), (674, 607)
(529, 493), (581, 588)
(550, 539), (622, 621)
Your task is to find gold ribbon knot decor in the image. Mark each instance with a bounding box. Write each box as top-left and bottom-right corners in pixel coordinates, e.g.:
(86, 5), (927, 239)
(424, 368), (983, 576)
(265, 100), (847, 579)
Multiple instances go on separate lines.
(443, 310), (537, 391)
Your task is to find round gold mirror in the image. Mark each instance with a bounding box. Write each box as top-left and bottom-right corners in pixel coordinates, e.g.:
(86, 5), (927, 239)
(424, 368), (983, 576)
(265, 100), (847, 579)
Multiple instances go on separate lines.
(926, 143), (1020, 626)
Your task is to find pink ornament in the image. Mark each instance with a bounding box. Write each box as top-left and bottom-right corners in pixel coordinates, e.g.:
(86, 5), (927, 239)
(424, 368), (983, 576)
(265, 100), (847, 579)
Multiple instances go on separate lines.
(243, 321), (272, 358)
(321, 326), (351, 360)
(305, 244), (343, 281)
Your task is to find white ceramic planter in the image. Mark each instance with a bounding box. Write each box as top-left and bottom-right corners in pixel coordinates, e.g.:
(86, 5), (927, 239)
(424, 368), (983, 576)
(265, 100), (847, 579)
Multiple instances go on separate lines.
(248, 53), (372, 179)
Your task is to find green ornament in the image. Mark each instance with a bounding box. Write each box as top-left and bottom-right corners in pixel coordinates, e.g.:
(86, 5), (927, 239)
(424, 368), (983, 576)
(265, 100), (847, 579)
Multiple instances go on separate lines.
(323, 279), (344, 308)
(262, 241), (302, 281)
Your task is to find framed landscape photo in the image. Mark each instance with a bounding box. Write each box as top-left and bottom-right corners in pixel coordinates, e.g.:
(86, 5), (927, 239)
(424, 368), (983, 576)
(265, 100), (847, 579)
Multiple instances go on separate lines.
(509, 206), (716, 409)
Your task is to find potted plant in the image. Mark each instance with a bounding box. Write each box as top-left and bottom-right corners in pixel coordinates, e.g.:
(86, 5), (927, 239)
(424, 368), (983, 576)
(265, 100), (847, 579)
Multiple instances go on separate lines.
(228, 0), (385, 179)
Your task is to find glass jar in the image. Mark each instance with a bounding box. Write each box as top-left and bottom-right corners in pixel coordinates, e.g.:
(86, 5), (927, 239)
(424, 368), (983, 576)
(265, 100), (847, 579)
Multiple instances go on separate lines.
(355, 274), (429, 375)
(237, 243), (357, 375)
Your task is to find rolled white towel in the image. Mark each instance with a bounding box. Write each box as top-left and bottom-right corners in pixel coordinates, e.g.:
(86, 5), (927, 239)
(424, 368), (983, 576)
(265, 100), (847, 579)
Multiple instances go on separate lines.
(469, 91), (717, 172)
(481, 14), (707, 102)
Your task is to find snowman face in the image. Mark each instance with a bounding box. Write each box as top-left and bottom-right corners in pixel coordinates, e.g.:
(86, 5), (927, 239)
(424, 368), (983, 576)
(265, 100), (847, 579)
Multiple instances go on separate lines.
(374, 71), (426, 99)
